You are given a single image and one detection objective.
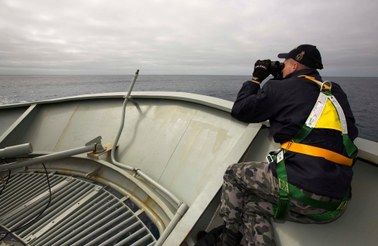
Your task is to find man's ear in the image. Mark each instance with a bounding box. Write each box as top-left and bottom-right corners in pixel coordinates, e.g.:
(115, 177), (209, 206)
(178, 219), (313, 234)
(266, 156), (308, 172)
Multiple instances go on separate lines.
(292, 62), (298, 71)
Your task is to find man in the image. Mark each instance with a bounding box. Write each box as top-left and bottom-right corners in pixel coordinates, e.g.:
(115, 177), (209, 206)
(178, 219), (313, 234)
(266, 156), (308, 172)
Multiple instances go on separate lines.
(200, 44), (358, 245)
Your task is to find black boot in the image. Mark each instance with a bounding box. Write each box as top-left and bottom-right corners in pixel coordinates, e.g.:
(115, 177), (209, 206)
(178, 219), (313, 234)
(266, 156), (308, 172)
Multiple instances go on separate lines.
(195, 225), (225, 246)
(216, 228), (243, 246)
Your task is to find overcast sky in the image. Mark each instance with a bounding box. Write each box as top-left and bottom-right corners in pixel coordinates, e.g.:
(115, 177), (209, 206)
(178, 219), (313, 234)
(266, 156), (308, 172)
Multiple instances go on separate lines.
(0, 0), (377, 76)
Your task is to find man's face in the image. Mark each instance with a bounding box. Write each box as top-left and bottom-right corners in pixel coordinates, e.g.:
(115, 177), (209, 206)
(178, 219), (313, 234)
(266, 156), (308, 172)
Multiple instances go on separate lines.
(282, 59), (297, 78)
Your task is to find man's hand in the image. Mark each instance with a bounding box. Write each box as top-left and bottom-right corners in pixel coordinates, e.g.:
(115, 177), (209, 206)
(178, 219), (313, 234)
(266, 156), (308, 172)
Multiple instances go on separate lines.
(251, 60), (271, 83)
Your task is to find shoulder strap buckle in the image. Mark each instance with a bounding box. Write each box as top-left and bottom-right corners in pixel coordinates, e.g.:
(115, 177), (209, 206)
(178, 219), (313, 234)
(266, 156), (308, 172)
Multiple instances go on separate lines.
(320, 81), (332, 92)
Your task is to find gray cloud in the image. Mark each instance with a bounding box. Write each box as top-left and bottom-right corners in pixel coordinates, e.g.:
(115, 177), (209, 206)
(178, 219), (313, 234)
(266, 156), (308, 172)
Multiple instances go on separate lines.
(0, 0), (377, 76)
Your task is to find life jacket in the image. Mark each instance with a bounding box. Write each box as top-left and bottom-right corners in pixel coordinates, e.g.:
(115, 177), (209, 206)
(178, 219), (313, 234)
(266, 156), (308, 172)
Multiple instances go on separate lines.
(270, 75), (358, 221)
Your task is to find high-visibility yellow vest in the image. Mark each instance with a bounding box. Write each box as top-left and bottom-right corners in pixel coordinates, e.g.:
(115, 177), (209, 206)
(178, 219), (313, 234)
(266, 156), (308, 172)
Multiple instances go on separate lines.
(272, 75), (358, 220)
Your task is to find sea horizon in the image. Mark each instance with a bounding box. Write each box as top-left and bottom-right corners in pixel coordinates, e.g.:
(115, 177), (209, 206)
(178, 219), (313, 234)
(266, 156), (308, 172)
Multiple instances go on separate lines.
(0, 74), (377, 142)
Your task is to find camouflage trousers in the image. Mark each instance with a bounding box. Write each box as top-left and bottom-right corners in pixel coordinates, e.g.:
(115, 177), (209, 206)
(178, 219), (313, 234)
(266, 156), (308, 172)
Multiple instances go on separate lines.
(219, 161), (346, 246)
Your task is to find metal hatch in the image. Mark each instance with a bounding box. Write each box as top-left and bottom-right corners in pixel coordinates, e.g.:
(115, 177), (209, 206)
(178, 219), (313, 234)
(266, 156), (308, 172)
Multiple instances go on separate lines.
(0, 172), (159, 246)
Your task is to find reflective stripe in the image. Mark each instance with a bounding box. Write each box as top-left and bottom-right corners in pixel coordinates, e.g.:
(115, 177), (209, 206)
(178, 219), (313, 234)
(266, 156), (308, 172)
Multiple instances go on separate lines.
(306, 92), (328, 128)
(281, 141), (353, 166)
(329, 95), (348, 134)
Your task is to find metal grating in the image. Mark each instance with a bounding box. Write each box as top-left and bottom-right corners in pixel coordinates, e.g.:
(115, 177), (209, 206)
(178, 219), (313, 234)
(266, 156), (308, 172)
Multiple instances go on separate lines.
(0, 172), (159, 245)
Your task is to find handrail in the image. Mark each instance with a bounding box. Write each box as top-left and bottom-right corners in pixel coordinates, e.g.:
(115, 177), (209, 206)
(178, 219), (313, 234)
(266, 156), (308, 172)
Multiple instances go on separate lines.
(109, 70), (188, 245)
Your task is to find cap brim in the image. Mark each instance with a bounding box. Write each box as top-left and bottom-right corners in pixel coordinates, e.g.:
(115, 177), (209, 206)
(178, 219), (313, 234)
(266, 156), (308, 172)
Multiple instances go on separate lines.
(278, 53), (289, 58)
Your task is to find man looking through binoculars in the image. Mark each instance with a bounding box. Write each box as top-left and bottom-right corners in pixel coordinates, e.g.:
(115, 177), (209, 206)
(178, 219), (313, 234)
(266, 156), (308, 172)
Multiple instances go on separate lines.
(196, 44), (358, 245)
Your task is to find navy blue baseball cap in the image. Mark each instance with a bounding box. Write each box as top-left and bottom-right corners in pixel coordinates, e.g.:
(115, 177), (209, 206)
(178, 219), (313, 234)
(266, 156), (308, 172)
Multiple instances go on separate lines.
(278, 44), (323, 69)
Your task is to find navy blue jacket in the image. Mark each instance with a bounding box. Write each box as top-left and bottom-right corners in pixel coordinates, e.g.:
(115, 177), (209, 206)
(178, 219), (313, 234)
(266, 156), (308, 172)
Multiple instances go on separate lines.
(231, 69), (358, 199)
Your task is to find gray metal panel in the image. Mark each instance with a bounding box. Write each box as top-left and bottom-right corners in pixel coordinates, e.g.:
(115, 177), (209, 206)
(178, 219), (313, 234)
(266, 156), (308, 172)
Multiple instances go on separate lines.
(0, 107), (27, 136)
(355, 137), (378, 164)
(0, 92), (262, 246)
(8, 97), (253, 207)
(108, 99), (254, 205)
(0, 105), (36, 146)
(15, 100), (117, 152)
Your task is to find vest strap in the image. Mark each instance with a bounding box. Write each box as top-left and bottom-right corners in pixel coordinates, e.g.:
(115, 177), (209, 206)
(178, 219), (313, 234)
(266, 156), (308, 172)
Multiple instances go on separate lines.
(274, 150), (290, 219)
(272, 151), (350, 221)
(298, 75), (331, 91)
(272, 75), (357, 221)
(281, 142), (353, 166)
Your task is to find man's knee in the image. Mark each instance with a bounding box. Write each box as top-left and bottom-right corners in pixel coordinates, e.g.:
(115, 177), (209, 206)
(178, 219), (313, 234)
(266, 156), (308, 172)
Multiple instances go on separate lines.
(223, 163), (241, 181)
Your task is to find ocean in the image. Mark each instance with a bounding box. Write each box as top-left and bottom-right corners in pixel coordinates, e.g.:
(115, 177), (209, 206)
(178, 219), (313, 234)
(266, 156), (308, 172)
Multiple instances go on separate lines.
(0, 74), (377, 142)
